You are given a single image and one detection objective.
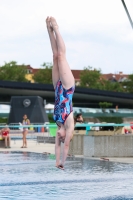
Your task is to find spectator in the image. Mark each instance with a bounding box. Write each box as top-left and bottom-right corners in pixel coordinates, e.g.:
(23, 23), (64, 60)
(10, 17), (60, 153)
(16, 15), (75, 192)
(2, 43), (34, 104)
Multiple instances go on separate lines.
(0, 125), (11, 148)
(74, 113), (86, 131)
(130, 122), (133, 132)
(21, 114), (30, 148)
(122, 122), (133, 134)
(75, 113), (84, 123)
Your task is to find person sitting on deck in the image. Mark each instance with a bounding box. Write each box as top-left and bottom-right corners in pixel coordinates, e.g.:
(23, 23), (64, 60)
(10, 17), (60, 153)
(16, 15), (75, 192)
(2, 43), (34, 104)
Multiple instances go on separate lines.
(0, 125), (11, 148)
(122, 122), (133, 134)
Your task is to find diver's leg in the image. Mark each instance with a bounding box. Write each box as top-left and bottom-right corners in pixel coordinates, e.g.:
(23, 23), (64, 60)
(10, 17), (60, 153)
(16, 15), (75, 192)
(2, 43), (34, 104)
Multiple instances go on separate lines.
(46, 17), (59, 88)
(50, 17), (75, 89)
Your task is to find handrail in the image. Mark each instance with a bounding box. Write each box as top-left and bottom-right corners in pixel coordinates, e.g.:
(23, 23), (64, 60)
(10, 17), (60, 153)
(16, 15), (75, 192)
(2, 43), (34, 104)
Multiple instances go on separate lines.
(0, 123), (132, 128)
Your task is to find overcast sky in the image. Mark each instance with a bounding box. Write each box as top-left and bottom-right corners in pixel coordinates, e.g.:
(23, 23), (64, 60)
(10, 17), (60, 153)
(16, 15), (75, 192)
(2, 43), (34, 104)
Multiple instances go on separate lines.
(0, 0), (133, 74)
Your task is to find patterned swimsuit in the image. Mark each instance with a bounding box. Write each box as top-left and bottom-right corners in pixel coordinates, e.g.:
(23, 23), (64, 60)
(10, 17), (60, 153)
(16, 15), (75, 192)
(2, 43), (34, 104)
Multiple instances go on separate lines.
(53, 80), (75, 126)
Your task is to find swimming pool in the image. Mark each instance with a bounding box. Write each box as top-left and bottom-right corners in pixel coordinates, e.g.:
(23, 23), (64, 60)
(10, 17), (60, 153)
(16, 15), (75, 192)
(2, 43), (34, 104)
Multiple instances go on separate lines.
(0, 152), (133, 200)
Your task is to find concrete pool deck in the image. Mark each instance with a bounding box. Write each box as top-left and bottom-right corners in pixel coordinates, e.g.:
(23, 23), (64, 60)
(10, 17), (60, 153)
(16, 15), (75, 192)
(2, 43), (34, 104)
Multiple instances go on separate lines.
(1, 139), (133, 164)
(0, 140), (55, 154)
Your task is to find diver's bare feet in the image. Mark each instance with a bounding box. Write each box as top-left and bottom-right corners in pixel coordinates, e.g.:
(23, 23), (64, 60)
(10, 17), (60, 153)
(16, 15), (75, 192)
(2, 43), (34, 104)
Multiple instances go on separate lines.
(50, 17), (59, 31)
(55, 162), (59, 167)
(58, 164), (64, 170)
(55, 162), (64, 170)
(46, 16), (53, 32)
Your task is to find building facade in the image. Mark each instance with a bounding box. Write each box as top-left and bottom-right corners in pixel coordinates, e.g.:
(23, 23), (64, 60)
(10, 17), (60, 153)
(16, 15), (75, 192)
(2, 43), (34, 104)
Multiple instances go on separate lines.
(25, 65), (129, 85)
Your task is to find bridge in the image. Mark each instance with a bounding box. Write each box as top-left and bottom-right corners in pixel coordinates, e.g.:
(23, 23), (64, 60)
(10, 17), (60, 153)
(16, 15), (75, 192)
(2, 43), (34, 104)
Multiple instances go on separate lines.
(0, 80), (133, 109)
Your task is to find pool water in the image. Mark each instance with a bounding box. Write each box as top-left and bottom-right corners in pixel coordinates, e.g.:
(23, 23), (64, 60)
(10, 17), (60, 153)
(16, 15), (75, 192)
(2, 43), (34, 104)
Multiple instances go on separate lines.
(1, 152), (133, 200)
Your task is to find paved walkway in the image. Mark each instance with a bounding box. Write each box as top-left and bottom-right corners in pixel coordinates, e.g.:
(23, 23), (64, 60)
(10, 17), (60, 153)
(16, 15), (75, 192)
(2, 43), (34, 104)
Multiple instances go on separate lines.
(1, 139), (133, 164)
(0, 139), (55, 154)
(76, 155), (133, 164)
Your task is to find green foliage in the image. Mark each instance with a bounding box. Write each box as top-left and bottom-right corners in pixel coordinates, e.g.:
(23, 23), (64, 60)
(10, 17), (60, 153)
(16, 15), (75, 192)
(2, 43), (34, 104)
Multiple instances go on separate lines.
(0, 61), (28, 82)
(102, 80), (125, 92)
(0, 118), (8, 123)
(98, 117), (123, 124)
(33, 62), (53, 84)
(99, 102), (113, 108)
(122, 74), (133, 93)
(80, 66), (103, 89)
(79, 66), (125, 92)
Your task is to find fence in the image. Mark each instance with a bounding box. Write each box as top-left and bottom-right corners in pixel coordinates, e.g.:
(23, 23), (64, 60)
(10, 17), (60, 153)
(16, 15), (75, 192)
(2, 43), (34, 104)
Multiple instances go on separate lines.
(0, 122), (52, 142)
(0, 122), (133, 134)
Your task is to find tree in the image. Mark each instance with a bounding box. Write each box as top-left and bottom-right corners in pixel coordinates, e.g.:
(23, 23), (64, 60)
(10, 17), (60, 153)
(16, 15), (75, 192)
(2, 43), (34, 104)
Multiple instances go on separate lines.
(80, 66), (104, 89)
(101, 79), (125, 92)
(99, 102), (113, 108)
(99, 102), (113, 113)
(33, 62), (53, 84)
(122, 74), (133, 93)
(80, 66), (125, 92)
(0, 61), (28, 82)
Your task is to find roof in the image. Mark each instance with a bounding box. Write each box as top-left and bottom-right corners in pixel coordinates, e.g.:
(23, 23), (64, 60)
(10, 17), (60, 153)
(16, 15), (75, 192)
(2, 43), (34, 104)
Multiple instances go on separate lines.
(101, 73), (129, 82)
(25, 65), (129, 82)
(71, 70), (81, 80)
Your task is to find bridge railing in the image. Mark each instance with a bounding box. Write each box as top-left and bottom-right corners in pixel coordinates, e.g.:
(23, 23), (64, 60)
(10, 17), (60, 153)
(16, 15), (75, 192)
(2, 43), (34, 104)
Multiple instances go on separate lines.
(0, 122), (132, 135)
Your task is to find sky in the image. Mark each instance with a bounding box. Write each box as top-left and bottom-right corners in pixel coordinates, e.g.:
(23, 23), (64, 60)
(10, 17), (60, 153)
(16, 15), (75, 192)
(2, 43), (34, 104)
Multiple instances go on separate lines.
(0, 104), (10, 113)
(0, 0), (133, 74)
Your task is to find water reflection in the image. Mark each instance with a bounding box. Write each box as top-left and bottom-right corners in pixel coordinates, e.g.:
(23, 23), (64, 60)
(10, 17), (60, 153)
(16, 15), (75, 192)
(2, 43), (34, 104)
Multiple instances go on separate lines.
(0, 151), (133, 200)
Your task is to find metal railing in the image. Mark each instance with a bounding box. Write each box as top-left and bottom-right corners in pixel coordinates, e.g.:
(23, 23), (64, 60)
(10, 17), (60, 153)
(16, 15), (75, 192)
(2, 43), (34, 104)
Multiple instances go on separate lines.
(0, 122), (133, 128)
(0, 122), (133, 131)
(0, 123), (51, 141)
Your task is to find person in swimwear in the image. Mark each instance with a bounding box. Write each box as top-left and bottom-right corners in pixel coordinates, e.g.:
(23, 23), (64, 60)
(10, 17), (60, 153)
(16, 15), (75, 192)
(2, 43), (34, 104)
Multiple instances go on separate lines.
(46, 16), (75, 169)
(21, 114), (30, 148)
(0, 125), (11, 148)
(74, 113), (86, 131)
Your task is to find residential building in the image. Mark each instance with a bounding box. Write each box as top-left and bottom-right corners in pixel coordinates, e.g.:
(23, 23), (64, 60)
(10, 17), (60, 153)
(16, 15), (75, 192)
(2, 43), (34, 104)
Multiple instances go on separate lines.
(24, 65), (129, 84)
